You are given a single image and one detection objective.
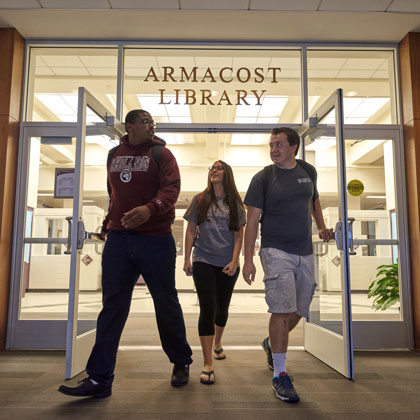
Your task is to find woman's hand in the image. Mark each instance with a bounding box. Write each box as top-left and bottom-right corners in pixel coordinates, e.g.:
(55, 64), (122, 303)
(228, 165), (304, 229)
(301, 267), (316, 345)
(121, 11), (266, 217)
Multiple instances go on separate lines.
(183, 260), (193, 276)
(222, 261), (237, 277)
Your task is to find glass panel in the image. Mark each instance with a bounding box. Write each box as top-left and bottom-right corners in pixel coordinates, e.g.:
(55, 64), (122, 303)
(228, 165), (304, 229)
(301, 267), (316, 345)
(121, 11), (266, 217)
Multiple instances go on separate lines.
(307, 135), (343, 334)
(75, 116), (118, 334)
(123, 48), (302, 126)
(307, 50), (397, 124)
(20, 136), (76, 320)
(307, 136), (401, 322)
(26, 47), (118, 122)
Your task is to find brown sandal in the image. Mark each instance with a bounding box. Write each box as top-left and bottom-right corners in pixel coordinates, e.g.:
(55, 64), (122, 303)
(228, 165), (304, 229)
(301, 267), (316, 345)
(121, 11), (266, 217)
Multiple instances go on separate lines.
(213, 347), (226, 360)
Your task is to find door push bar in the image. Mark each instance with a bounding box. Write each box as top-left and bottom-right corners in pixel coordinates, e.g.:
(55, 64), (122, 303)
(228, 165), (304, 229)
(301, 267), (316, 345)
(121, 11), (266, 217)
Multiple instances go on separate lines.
(64, 217), (104, 254)
(334, 218), (356, 255)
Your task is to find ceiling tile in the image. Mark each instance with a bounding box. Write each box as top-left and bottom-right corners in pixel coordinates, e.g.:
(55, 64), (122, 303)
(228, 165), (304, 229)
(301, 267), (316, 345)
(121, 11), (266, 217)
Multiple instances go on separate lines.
(343, 58), (385, 70)
(319, 0), (390, 12)
(88, 68), (117, 76)
(52, 67), (90, 76)
(308, 57), (347, 70)
(0, 0), (40, 8)
(39, 0), (110, 8)
(308, 69), (340, 78)
(387, 0), (420, 12)
(250, 0), (320, 11)
(336, 69), (375, 78)
(110, 0), (179, 9)
(181, 0), (249, 10)
(41, 55), (84, 67)
(79, 55), (118, 67)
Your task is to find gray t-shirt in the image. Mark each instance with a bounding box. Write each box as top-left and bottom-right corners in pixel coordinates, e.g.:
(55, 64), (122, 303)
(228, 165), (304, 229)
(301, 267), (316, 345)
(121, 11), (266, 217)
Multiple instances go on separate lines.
(183, 195), (246, 267)
(244, 162), (319, 256)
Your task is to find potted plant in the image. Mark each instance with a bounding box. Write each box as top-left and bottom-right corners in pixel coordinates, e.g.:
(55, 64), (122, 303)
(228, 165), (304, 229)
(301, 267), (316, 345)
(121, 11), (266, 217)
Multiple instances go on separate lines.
(367, 263), (399, 311)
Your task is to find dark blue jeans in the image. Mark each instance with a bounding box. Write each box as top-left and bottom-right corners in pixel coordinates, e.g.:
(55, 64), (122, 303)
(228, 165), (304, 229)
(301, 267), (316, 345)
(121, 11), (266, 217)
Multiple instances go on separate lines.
(86, 231), (192, 389)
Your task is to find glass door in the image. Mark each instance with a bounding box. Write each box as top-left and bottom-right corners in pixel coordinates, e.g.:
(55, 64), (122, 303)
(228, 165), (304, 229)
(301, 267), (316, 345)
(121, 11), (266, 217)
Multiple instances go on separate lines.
(300, 89), (354, 378)
(7, 89), (123, 370)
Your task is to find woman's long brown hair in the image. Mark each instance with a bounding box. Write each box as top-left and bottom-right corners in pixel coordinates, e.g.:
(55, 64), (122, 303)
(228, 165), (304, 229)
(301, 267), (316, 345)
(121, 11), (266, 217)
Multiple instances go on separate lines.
(197, 160), (244, 231)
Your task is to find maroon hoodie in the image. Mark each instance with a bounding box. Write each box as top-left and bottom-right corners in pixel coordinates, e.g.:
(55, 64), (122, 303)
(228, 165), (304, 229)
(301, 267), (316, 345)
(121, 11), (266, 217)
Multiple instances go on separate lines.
(102, 134), (180, 235)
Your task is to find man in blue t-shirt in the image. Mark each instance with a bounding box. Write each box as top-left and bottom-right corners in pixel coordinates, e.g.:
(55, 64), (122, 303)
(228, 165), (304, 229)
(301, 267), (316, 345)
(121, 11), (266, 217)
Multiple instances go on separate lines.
(243, 127), (333, 403)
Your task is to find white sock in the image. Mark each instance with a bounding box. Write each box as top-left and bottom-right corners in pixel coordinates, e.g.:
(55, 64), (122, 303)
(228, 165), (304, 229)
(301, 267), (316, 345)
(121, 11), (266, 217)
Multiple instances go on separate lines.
(90, 378), (98, 385)
(273, 352), (287, 377)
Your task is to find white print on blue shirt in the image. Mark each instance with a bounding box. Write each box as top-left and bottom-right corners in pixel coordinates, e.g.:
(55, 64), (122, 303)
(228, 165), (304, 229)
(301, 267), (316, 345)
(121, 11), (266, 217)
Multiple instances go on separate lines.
(297, 177), (312, 184)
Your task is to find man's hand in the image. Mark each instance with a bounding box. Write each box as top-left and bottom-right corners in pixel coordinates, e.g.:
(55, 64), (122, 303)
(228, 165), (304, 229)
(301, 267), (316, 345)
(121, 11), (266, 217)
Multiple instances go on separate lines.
(222, 261), (237, 277)
(183, 260), (193, 276)
(100, 229), (107, 241)
(121, 206), (151, 229)
(318, 227), (334, 242)
(242, 260), (256, 285)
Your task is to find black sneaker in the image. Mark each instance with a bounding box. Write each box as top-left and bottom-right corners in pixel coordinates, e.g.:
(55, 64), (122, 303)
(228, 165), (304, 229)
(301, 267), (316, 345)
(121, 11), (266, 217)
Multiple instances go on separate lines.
(261, 337), (274, 371)
(272, 373), (300, 403)
(58, 377), (112, 398)
(171, 364), (189, 387)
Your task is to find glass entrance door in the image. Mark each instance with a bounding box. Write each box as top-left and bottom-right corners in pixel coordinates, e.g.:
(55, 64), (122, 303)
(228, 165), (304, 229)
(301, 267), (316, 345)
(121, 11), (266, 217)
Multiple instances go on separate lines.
(301, 89), (412, 379)
(7, 89), (123, 374)
(300, 89), (354, 378)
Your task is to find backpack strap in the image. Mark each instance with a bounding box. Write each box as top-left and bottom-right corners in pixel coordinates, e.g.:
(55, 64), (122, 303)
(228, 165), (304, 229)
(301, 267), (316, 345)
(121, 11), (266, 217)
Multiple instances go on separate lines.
(106, 143), (164, 198)
(260, 165), (273, 222)
(296, 159), (317, 211)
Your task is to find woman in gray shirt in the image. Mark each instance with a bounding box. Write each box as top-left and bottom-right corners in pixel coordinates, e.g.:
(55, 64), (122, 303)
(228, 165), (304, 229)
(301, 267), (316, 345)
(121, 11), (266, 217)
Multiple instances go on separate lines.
(183, 160), (245, 385)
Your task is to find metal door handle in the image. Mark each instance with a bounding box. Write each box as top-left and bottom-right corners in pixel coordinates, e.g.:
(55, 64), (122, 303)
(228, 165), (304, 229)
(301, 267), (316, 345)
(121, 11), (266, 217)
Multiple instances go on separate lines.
(65, 217), (72, 254)
(348, 217), (356, 255)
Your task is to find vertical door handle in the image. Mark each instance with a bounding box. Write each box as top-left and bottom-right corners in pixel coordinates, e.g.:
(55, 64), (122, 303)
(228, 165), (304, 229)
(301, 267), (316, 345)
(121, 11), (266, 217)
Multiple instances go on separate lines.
(348, 217), (356, 255)
(65, 217), (72, 254)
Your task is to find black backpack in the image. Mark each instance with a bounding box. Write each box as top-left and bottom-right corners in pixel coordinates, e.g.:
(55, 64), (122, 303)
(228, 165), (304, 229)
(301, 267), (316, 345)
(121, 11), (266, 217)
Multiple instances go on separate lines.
(106, 143), (163, 197)
(261, 159), (317, 216)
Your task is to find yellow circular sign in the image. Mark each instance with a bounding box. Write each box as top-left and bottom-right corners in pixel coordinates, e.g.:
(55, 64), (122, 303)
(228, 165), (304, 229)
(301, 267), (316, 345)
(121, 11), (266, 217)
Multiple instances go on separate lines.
(347, 179), (364, 196)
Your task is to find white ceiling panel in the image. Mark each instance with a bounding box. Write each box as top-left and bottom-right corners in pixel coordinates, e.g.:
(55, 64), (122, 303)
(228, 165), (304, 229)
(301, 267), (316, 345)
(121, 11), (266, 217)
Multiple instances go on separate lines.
(343, 58), (385, 70)
(371, 70), (389, 78)
(157, 56), (195, 68)
(52, 67), (90, 76)
(308, 69), (340, 78)
(232, 57), (271, 68)
(181, 0), (249, 10)
(308, 57), (347, 70)
(336, 69), (375, 78)
(194, 57), (233, 69)
(88, 68), (117, 76)
(269, 57), (300, 68)
(110, 0), (179, 9)
(40, 55), (84, 67)
(35, 67), (55, 76)
(250, 0), (320, 11)
(388, 0), (420, 13)
(319, 0), (390, 12)
(125, 56), (159, 68)
(39, 0), (110, 8)
(79, 55), (118, 67)
(0, 0), (41, 8)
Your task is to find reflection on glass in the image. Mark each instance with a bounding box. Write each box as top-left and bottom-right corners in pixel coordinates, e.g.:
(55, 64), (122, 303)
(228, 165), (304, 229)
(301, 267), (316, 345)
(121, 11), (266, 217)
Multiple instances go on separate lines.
(308, 135), (400, 324)
(308, 49), (397, 124)
(124, 48), (302, 125)
(27, 47), (118, 122)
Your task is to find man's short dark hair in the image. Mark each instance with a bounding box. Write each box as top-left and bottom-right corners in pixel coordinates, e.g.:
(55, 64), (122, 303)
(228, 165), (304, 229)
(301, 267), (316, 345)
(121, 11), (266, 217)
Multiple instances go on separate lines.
(271, 127), (300, 156)
(124, 109), (150, 124)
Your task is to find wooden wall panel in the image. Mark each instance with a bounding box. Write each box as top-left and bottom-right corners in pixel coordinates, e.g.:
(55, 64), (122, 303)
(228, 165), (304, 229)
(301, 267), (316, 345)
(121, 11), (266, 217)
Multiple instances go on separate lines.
(0, 28), (24, 351)
(399, 32), (420, 351)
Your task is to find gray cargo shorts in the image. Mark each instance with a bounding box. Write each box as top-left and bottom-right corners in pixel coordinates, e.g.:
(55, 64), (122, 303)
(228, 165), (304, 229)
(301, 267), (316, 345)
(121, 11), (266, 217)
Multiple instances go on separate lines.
(260, 247), (316, 317)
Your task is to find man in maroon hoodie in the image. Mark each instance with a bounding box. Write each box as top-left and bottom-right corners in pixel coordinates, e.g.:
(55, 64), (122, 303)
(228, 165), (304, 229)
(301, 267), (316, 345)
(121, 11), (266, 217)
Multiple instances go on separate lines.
(59, 109), (193, 398)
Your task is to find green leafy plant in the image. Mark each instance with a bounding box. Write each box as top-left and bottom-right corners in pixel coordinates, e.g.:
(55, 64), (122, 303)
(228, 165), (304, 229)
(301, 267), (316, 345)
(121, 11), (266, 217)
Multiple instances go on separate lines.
(367, 263), (399, 311)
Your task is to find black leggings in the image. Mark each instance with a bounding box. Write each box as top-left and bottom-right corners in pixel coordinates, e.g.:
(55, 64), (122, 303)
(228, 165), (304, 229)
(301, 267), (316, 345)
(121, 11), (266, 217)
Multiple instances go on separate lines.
(192, 261), (239, 336)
